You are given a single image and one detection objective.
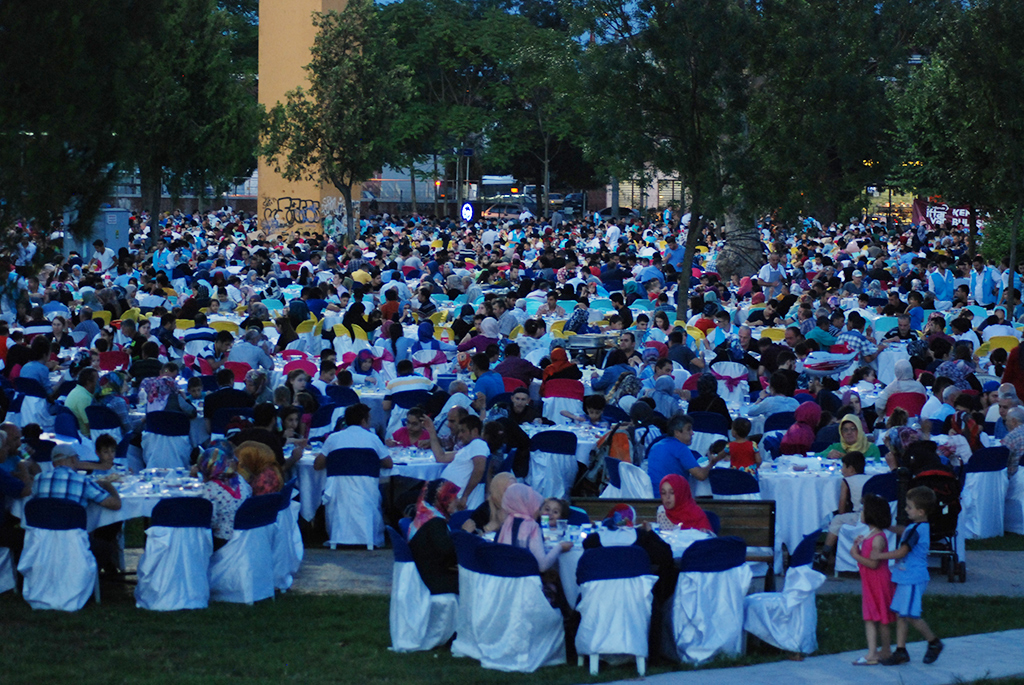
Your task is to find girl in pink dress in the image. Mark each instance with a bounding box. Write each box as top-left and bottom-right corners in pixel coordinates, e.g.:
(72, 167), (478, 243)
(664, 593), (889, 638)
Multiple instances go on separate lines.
(849, 494), (896, 665)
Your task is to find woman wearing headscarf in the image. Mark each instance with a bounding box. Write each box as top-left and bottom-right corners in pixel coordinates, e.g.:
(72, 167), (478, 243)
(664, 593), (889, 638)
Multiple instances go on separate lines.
(235, 440), (283, 495)
(936, 340), (981, 391)
(882, 425), (922, 471)
(450, 304), (476, 342)
(563, 299), (598, 335)
(655, 475), (712, 532)
(408, 320), (457, 357)
(497, 483), (572, 572)
(686, 373), (732, 425)
(197, 441), (252, 549)
(463, 471), (517, 534)
(139, 374), (179, 413)
(872, 359), (927, 414)
(647, 375), (683, 419)
(780, 401), (822, 455)
(341, 301), (371, 339)
(96, 371), (133, 435)
(736, 276), (753, 300)
(540, 347), (582, 393)
(839, 389), (870, 432)
(818, 416), (881, 461)
(349, 349), (383, 388)
(457, 316), (499, 354)
(408, 479), (462, 594)
(244, 368), (273, 405)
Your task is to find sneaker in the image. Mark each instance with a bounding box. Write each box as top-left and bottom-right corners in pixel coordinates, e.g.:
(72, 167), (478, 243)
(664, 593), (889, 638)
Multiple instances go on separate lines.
(923, 640), (943, 664)
(881, 649), (910, 666)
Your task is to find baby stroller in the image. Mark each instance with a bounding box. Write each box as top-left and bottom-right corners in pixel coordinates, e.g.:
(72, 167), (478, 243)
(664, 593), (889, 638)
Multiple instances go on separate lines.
(910, 468), (966, 583)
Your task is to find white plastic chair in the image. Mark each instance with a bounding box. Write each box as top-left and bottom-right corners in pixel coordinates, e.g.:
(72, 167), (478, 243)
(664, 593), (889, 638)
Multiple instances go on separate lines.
(575, 545), (657, 676)
(665, 537), (752, 663)
(17, 498), (99, 611)
(962, 447), (1009, 539)
(141, 411), (193, 470)
(450, 532), (566, 672)
(323, 448), (384, 549)
(208, 495), (278, 604)
(527, 430), (579, 499)
(600, 457), (654, 499)
(744, 530), (826, 655)
(387, 527), (458, 652)
(134, 497), (214, 611)
(273, 482), (304, 591)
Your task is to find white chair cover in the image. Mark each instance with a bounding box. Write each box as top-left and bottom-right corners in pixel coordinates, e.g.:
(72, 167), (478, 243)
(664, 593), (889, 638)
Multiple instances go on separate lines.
(600, 459), (654, 500)
(387, 528), (457, 652)
(712, 361), (748, 407)
(542, 397), (584, 425)
(323, 449), (385, 549)
(744, 565), (826, 654)
(575, 548), (657, 662)
(527, 431), (579, 499)
(141, 432), (191, 470)
(209, 496), (278, 604)
(451, 534), (565, 672)
(21, 396), (55, 432)
(0, 547), (16, 595)
(834, 522), (897, 573)
(135, 525), (213, 611)
(273, 497), (304, 591)
(666, 540), (752, 663)
(1006, 469), (1024, 535)
(18, 508), (98, 611)
(963, 469), (1008, 539)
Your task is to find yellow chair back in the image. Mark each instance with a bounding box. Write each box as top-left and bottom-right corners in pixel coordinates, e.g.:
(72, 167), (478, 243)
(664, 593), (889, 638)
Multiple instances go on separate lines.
(211, 320), (240, 334)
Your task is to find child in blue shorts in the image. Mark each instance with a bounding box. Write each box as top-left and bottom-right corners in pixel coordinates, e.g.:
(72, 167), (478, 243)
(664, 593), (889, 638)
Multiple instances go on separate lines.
(874, 485), (943, 665)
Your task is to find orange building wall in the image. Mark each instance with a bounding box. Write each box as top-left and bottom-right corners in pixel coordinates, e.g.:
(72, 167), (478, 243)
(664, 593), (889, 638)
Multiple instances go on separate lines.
(258, 0), (353, 235)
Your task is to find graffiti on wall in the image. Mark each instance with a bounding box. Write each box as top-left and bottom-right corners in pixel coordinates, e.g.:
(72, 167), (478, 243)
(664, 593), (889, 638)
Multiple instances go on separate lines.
(262, 196), (321, 228)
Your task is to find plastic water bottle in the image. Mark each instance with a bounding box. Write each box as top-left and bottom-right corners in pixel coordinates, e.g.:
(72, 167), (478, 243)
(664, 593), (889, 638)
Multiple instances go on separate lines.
(541, 514), (550, 530)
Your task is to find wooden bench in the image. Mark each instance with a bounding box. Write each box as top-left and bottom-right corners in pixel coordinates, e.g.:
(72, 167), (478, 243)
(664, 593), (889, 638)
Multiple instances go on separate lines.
(572, 497), (778, 591)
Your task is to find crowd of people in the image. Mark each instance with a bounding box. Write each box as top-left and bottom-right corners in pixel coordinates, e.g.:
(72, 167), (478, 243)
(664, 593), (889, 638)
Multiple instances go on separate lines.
(2, 205), (1021, 663)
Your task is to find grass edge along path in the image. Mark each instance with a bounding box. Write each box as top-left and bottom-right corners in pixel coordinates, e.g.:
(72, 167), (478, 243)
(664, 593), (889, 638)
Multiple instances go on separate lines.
(1, 591), (1023, 685)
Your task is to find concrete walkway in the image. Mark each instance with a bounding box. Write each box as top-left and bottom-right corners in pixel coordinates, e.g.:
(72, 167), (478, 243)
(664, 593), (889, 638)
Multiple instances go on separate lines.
(596, 629), (1024, 685)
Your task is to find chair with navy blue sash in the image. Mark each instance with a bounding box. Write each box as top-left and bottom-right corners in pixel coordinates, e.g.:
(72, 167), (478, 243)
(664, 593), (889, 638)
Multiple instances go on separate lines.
(835, 474), (900, 573)
(575, 545), (657, 676)
(448, 509), (474, 531)
(666, 537), (752, 663)
(17, 498), (99, 611)
(209, 494), (279, 604)
(387, 527), (458, 652)
(763, 412), (795, 434)
(307, 402), (341, 440)
(962, 446), (1009, 539)
(324, 448), (384, 549)
(568, 507), (590, 526)
(54, 407), (83, 443)
(527, 430), (579, 499)
(744, 529), (826, 655)
(272, 479), (304, 591)
(385, 389), (433, 439)
(13, 377), (54, 431)
(688, 411), (730, 458)
(141, 411), (192, 470)
(600, 456), (654, 499)
(709, 467), (760, 500)
(324, 385), (359, 408)
(450, 531), (566, 672)
(135, 497), (214, 611)
(85, 405), (123, 445)
(601, 405), (630, 424)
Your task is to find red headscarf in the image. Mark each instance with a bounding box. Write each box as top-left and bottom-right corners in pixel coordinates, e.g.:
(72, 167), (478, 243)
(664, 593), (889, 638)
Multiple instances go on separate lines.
(780, 401), (821, 455)
(659, 474), (711, 531)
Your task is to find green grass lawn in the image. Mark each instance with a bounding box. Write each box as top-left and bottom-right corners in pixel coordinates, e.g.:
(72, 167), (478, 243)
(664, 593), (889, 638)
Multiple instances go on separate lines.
(2, 588), (1023, 685)
(967, 533), (1024, 552)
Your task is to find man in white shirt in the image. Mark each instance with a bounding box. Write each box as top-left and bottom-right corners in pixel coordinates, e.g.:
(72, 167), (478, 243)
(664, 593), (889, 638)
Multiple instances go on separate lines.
(313, 403), (393, 470)
(757, 252), (786, 299)
(437, 414), (488, 510)
(90, 239), (117, 274)
(605, 223), (621, 248)
(15, 234), (36, 266)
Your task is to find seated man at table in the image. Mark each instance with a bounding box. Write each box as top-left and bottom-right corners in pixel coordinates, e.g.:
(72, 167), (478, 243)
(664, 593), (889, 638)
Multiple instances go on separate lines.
(204, 368), (255, 430)
(129, 341), (164, 386)
(437, 415), (488, 510)
(493, 342), (542, 387)
(313, 403), (393, 471)
(646, 414), (725, 497)
(469, 353), (504, 403)
(33, 444), (122, 572)
(227, 327), (274, 372)
(65, 367), (99, 437)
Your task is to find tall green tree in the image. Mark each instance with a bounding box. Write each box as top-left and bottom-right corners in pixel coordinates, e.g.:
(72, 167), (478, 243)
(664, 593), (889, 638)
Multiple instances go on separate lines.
(263, 0), (412, 240)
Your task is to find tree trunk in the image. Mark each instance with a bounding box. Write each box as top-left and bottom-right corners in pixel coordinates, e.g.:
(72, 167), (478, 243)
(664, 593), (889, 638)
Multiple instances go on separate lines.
(716, 211), (765, 280)
(611, 177), (620, 218)
(139, 164), (163, 249)
(339, 184), (354, 245)
(542, 138), (551, 219)
(432, 154), (439, 218)
(410, 167), (418, 216)
(968, 205), (978, 259)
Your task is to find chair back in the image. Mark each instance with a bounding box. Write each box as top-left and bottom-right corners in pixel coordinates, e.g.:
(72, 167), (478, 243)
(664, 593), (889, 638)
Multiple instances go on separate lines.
(541, 378), (585, 401)
(863, 472), (899, 502)
(448, 510), (474, 531)
(678, 537), (746, 572)
(602, 405), (630, 423)
(503, 377), (527, 392)
(454, 532), (541, 577)
(530, 430), (577, 456)
(85, 405), (122, 431)
(689, 411), (730, 436)
(223, 362), (252, 384)
(284, 359), (318, 377)
(577, 545), (651, 584)
(568, 507), (590, 526)
(789, 529), (822, 568)
(605, 457), (623, 489)
(965, 446), (1009, 474)
(210, 407), (254, 435)
(709, 468), (760, 496)
(703, 509), (721, 535)
(233, 494), (281, 530)
(31, 439), (56, 463)
(145, 411), (191, 436)
(325, 448), (381, 478)
(387, 526), (414, 562)
(98, 350), (130, 371)
(13, 377), (47, 398)
(54, 408), (81, 441)
(309, 402), (340, 431)
(885, 392), (927, 417)
(24, 498), (87, 530)
(391, 389), (432, 410)
(324, 385), (359, 407)
(764, 412), (796, 433)
(151, 497), (213, 528)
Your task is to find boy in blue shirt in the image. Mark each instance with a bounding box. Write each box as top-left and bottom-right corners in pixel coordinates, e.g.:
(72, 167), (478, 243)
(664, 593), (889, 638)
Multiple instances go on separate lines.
(876, 486), (943, 665)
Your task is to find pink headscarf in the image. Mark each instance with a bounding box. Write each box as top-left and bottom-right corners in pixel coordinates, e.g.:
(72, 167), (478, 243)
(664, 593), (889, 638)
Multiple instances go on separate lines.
(737, 277), (752, 299)
(497, 484), (543, 546)
(780, 401), (821, 455)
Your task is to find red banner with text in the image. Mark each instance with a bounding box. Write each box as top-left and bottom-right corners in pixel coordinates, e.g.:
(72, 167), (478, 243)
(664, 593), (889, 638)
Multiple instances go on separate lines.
(912, 199), (986, 230)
